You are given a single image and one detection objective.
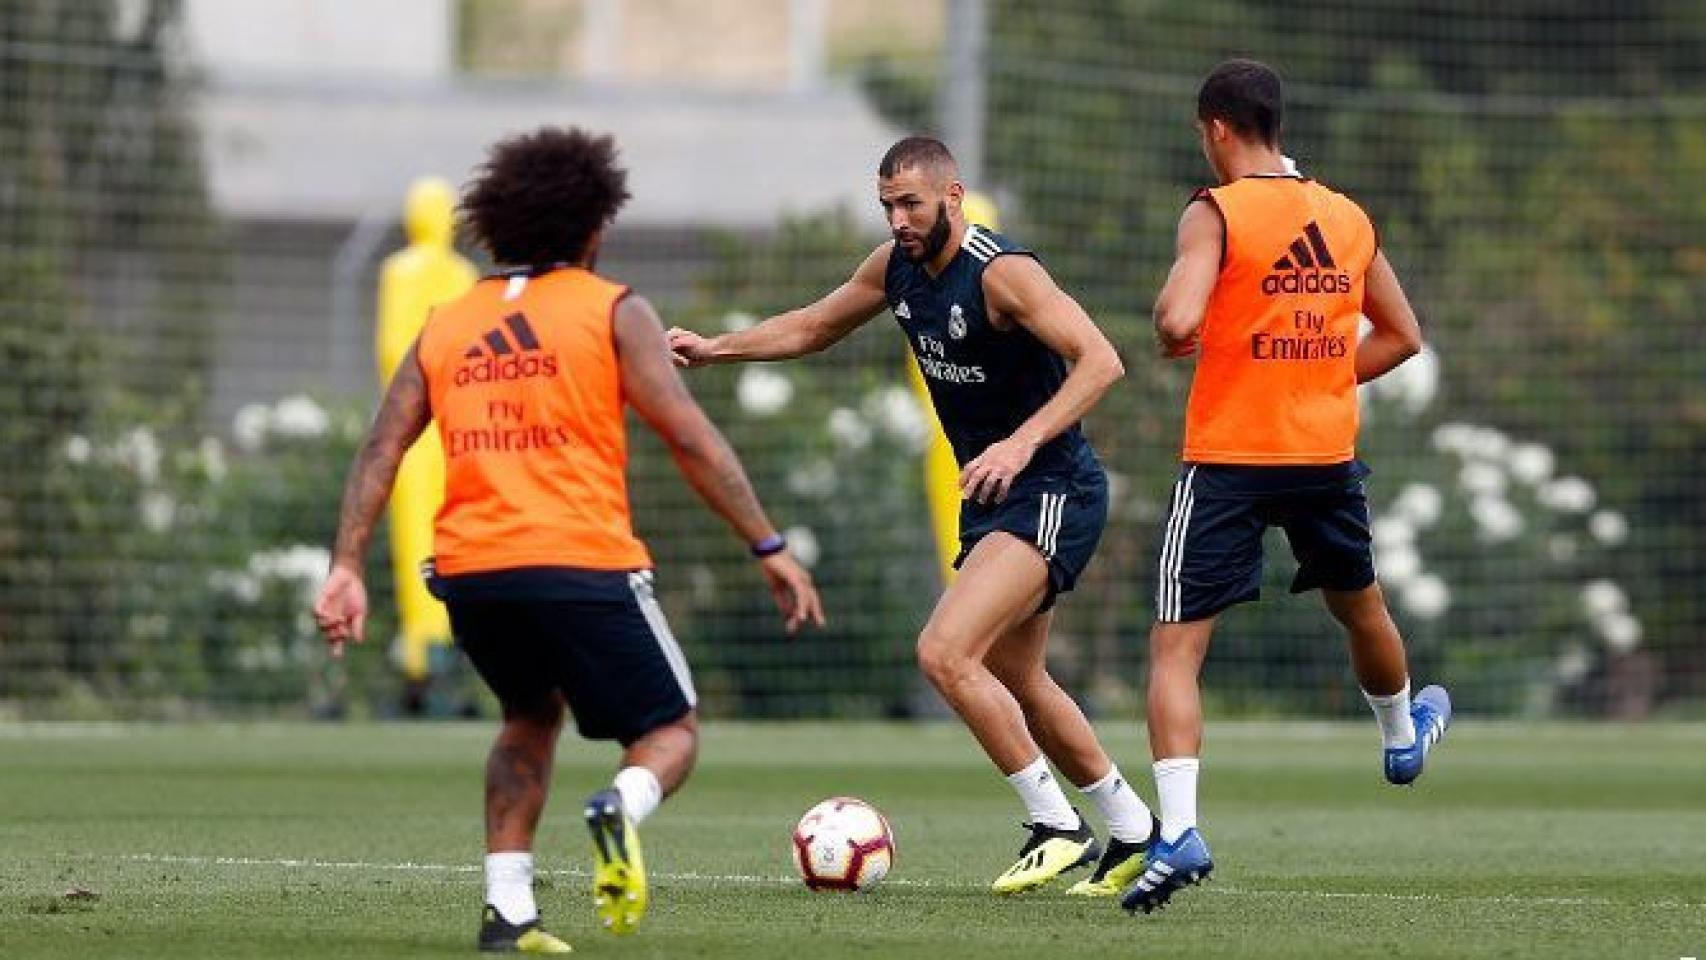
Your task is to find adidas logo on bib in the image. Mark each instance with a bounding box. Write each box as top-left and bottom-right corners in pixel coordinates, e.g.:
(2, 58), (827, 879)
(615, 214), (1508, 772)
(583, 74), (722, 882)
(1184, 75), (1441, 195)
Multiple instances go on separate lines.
(1262, 221), (1351, 295)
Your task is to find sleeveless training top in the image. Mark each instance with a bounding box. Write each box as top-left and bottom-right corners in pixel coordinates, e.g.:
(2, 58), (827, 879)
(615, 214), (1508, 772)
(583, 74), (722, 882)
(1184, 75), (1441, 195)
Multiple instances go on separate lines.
(418, 265), (650, 575)
(885, 224), (1099, 482)
(1183, 176), (1378, 465)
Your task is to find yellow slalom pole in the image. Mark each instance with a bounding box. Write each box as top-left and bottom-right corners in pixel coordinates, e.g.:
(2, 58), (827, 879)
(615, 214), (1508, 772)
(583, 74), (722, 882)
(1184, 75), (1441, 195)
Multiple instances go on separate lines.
(909, 189), (1004, 584)
(376, 178), (477, 684)
(906, 356), (961, 582)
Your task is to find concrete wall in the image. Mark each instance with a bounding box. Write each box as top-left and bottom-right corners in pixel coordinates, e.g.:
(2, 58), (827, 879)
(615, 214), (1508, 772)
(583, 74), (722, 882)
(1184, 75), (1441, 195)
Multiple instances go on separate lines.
(182, 0), (454, 80)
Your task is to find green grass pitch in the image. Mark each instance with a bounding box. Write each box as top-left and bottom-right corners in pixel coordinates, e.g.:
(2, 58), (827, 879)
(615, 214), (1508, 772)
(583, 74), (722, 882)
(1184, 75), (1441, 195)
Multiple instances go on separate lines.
(2, 721), (1703, 959)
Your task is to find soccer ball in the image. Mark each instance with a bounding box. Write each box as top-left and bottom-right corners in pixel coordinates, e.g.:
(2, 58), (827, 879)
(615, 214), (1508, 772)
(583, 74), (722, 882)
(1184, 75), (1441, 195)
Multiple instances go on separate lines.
(790, 796), (895, 892)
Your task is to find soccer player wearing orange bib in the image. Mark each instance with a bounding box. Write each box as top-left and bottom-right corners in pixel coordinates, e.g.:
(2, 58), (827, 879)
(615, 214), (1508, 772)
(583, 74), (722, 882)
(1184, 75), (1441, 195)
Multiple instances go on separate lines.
(1121, 61), (1452, 914)
(312, 128), (822, 953)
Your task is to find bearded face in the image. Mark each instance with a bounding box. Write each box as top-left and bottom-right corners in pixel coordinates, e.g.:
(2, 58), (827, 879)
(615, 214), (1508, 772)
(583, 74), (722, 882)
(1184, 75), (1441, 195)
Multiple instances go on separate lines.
(895, 200), (952, 263)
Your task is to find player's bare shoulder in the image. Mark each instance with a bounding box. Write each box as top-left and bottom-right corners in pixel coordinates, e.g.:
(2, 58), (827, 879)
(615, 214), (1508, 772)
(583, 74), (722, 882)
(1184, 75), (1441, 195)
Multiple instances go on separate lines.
(854, 239), (898, 286)
(977, 247), (1056, 329)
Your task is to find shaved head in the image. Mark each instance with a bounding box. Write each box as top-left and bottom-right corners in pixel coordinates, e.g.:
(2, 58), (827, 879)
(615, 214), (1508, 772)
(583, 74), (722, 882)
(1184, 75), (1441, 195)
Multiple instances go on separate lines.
(878, 136), (959, 185)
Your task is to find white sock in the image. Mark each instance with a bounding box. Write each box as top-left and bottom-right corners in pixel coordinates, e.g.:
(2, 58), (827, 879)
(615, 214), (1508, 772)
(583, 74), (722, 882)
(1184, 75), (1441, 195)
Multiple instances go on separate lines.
(1153, 758), (1200, 844)
(1079, 765), (1155, 844)
(1364, 681), (1416, 749)
(1005, 756), (1080, 830)
(484, 851), (536, 925)
(613, 766), (663, 824)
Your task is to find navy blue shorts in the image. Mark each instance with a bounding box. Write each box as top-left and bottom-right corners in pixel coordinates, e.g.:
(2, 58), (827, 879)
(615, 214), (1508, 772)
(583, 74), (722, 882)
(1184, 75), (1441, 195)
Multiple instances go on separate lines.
(1154, 461), (1375, 623)
(437, 566), (696, 746)
(955, 468), (1109, 612)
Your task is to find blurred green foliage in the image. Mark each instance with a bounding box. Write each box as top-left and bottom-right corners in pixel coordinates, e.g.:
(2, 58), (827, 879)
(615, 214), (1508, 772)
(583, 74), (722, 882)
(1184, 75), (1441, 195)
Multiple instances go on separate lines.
(980, 0), (1706, 714)
(7, 1), (1705, 717)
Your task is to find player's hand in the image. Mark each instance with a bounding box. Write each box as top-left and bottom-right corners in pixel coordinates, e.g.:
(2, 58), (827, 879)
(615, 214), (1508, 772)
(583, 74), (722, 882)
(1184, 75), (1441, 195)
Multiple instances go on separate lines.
(312, 563), (369, 659)
(758, 551), (826, 635)
(666, 327), (718, 368)
(960, 436), (1038, 505)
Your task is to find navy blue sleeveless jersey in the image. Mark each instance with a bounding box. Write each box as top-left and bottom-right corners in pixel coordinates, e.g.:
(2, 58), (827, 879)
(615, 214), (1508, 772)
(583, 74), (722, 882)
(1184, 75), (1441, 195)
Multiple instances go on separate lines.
(885, 224), (1098, 485)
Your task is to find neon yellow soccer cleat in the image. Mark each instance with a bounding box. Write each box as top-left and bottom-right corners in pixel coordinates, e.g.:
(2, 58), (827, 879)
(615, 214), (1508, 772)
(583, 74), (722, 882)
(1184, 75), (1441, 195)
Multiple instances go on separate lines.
(476, 905), (573, 954)
(990, 811), (1100, 895)
(1066, 817), (1160, 896)
(585, 788), (647, 935)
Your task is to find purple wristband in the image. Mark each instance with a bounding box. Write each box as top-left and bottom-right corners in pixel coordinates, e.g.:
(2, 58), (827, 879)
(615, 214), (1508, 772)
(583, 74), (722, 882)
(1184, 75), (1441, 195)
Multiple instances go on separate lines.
(750, 533), (787, 558)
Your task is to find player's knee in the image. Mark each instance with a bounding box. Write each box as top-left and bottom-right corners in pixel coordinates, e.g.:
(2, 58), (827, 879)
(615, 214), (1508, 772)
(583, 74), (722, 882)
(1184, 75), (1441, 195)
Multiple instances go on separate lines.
(660, 713), (700, 784)
(670, 710), (700, 762)
(638, 709), (698, 755)
(1148, 622), (1209, 669)
(916, 632), (978, 692)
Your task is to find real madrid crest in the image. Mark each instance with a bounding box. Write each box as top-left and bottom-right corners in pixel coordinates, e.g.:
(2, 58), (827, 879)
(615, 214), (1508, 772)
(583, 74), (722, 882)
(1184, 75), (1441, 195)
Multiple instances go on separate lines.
(948, 303), (967, 340)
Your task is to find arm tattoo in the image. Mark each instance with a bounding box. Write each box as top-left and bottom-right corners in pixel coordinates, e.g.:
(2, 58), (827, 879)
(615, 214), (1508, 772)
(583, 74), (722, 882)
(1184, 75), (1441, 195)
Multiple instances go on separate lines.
(703, 428), (771, 535)
(330, 343), (432, 569)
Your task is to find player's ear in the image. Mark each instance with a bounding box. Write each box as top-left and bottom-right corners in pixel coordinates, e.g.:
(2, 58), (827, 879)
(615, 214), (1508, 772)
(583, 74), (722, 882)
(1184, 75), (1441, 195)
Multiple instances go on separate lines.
(946, 179), (965, 211)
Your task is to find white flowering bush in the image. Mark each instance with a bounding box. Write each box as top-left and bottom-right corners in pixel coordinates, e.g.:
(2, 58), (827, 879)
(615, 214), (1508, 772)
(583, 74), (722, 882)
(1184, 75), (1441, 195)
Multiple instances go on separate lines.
(1356, 406), (1650, 714)
(27, 394), (394, 714)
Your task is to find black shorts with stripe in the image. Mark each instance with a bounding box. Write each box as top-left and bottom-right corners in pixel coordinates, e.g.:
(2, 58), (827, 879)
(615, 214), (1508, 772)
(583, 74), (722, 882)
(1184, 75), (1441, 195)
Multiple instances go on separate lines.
(954, 467), (1109, 612)
(1154, 461), (1375, 623)
(432, 566), (695, 745)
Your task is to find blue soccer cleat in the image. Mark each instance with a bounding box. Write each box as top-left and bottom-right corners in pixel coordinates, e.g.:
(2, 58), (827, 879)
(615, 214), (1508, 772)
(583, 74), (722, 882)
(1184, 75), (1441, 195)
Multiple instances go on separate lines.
(1119, 827), (1213, 914)
(1384, 684), (1452, 785)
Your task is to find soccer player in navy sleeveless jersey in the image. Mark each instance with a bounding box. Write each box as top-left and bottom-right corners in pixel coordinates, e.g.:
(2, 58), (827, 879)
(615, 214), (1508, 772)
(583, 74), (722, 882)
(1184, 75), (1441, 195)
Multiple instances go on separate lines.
(670, 137), (1159, 896)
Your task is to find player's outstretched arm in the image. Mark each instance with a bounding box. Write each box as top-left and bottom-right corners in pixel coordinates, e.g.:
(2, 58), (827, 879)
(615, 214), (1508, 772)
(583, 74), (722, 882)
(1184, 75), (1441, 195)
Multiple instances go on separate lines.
(1153, 199), (1223, 357)
(958, 256), (1126, 504)
(1357, 249), (1423, 383)
(617, 294), (825, 633)
(666, 242), (892, 367)
(314, 340), (432, 655)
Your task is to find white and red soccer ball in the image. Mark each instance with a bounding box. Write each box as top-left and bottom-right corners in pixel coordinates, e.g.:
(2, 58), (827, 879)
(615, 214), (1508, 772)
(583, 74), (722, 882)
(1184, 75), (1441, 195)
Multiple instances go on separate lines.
(791, 796), (895, 892)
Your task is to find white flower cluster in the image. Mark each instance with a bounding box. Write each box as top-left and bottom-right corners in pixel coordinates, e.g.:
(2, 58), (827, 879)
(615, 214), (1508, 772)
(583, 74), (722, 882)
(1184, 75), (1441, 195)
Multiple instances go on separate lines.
(783, 525), (821, 568)
(1414, 420), (1641, 657)
(1360, 344), (1441, 419)
(864, 386), (930, 454)
(786, 458), (838, 499)
(1579, 579), (1643, 653)
(827, 407), (871, 449)
(1429, 424), (1623, 543)
(816, 385), (932, 454)
(736, 367), (794, 417)
(1374, 483), (1450, 619)
(112, 426), (163, 483)
(233, 394), (330, 451)
(209, 544), (331, 607)
(67, 426), (229, 484)
(61, 426), (231, 535)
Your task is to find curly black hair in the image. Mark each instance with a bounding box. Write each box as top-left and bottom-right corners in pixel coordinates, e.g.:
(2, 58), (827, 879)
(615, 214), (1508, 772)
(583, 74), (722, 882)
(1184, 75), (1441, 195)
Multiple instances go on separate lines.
(459, 126), (632, 267)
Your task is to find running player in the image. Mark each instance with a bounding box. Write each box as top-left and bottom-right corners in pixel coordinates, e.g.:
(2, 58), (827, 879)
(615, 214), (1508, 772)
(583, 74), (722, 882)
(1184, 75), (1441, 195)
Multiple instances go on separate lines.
(312, 127), (823, 952)
(668, 137), (1159, 896)
(1122, 60), (1451, 914)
